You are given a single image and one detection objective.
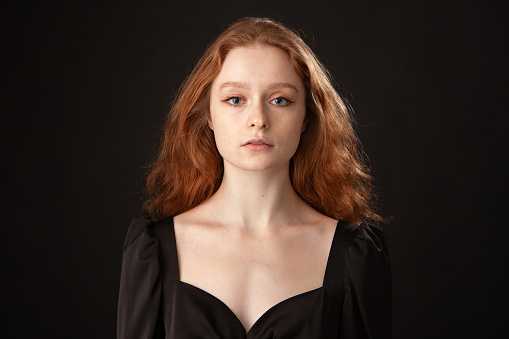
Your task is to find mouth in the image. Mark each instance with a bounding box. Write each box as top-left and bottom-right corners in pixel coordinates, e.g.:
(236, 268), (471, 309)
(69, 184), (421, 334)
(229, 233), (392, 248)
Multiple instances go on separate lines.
(242, 138), (273, 147)
(242, 138), (273, 151)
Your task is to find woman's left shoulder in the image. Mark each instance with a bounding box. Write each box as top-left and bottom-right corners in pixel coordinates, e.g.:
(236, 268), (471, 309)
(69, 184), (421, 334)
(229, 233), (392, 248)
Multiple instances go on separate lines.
(353, 222), (388, 249)
(341, 221), (391, 280)
(338, 221), (389, 254)
(340, 221), (392, 338)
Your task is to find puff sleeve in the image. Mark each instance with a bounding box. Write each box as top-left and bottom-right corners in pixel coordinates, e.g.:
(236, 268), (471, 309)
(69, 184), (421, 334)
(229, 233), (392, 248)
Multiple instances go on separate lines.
(117, 216), (164, 339)
(340, 223), (392, 339)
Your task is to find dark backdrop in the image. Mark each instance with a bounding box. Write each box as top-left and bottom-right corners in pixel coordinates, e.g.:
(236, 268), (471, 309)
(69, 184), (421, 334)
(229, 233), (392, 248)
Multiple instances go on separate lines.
(3, 0), (507, 338)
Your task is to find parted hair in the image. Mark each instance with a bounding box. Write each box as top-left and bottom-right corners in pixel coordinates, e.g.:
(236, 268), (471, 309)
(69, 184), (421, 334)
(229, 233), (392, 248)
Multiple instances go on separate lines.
(143, 17), (382, 225)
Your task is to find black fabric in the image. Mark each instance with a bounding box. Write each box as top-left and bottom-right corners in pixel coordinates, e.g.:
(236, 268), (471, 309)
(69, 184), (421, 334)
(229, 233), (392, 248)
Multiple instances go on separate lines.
(117, 215), (392, 338)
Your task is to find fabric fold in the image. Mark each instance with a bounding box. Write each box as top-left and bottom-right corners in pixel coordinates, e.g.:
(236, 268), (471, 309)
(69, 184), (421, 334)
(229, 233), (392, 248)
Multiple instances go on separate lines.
(341, 223), (392, 339)
(117, 216), (164, 339)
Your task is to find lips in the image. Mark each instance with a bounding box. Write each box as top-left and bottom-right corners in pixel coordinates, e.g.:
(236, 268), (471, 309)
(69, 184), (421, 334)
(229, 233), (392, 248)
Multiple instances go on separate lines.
(242, 138), (272, 146)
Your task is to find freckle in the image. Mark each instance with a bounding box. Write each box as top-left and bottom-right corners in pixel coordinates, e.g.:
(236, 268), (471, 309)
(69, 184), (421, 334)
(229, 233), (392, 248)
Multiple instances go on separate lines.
(261, 195), (264, 197)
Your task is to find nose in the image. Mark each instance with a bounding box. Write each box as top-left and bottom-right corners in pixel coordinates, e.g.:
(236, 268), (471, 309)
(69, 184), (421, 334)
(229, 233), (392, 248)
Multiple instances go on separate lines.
(248, 101), (269, 129)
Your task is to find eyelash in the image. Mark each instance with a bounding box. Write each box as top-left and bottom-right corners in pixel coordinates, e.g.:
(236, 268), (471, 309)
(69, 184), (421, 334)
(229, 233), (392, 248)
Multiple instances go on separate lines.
(271, 97), (292, 106)
(223, 96), (293, 107)
(224, 96), (244, 106)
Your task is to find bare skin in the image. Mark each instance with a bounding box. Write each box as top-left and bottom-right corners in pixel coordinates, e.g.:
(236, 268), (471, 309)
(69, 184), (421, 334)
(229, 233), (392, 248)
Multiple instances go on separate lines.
(174, 44), (338, 334)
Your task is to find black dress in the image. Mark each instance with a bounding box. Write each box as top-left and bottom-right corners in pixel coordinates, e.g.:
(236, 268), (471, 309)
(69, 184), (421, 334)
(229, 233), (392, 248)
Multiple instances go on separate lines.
(117, 215), (392, 339)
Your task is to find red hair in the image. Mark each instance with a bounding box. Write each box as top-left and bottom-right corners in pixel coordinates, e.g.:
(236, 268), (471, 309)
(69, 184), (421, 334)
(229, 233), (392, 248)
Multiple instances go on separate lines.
(143, 17), (382, 225)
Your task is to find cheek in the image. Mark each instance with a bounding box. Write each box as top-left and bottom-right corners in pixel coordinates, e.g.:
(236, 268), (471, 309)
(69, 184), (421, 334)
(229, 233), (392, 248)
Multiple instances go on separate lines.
(211, 120), (235, 157)
(288, 130), (303, 155)
(285, 111), (306, 139)
(288, 118), (307, 155)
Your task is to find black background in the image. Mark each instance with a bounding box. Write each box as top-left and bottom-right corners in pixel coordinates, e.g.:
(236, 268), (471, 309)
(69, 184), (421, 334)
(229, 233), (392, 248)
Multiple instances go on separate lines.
(3, 0), (507, 338)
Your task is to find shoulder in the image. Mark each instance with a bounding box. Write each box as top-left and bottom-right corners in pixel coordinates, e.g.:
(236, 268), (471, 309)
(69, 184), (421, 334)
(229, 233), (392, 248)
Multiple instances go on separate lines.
(338, 221), (388, 252)
(324, 220), (390, 289)
(118, 216), (165, 337)
(338, 222), (392, 338)
(123, 215), (176, 248)
(352, 222), (389, 256)
(341, 221), (391, 280)
(332, 221), (391, 279)
(122, 215), (154, 250)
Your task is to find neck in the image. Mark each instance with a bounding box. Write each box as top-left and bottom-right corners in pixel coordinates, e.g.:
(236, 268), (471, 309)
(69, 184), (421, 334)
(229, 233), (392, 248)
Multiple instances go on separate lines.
(207, 161), (304, 233)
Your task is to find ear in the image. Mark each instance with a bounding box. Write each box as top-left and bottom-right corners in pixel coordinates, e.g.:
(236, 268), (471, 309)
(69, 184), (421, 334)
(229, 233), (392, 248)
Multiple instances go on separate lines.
(301, 117), (307, 133)
(206, 111), (214, 130)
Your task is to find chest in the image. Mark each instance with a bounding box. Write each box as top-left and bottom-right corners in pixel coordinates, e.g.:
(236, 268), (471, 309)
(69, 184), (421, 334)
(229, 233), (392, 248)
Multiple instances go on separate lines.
(174, 224), (335, 333)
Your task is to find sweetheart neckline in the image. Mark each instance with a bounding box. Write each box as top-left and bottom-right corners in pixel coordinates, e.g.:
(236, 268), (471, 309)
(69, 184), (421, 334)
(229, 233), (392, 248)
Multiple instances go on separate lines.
(169, 216), (340, 335)
(178, 280), (324, 335)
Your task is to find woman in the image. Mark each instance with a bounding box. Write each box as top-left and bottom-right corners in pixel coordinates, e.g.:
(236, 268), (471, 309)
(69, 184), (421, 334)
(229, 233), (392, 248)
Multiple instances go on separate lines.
(118, 17), (391, 339)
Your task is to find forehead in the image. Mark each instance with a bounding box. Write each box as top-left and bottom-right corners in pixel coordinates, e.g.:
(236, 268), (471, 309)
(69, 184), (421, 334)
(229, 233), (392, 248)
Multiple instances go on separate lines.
(213, 44), (304, 90)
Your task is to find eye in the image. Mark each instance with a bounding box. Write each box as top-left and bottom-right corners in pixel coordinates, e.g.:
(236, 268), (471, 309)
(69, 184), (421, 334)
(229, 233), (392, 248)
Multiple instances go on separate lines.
(270, 97), (291, 106)
(225, 96), (245, 105)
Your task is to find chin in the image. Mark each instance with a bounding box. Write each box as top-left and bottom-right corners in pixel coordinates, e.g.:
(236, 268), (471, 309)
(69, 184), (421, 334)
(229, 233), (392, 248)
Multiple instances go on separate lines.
(225, 158), (289, 173)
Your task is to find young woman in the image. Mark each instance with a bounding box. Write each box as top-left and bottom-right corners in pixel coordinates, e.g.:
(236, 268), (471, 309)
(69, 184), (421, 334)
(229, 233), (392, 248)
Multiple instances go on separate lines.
(117, 17), (392, 339)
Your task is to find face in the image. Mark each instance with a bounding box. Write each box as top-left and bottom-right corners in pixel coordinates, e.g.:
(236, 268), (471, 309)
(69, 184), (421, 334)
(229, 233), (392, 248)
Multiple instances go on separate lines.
(208, 44), (306, 173)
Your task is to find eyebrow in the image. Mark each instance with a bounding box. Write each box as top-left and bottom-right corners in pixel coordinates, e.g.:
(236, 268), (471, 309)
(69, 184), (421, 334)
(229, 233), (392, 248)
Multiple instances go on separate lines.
(219, 81), (299, 92)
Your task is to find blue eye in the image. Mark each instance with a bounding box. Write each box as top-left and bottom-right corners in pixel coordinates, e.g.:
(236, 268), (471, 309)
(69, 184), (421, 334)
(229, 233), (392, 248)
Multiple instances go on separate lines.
(271, 97), (291, 106)
(226, 97), (244, 105)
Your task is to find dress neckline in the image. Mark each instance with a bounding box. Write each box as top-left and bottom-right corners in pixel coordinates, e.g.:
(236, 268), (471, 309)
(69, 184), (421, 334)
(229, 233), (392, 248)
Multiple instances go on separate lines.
(168, 215), (340, 335)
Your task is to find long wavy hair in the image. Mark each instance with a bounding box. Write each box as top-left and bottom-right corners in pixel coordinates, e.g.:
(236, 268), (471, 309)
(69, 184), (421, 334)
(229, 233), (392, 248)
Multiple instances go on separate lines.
(143, 17), (382, 225)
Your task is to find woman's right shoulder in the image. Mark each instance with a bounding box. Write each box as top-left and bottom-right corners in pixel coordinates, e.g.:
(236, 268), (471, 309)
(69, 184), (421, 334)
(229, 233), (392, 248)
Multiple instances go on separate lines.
(122, 215), (154, 250)
(122, 214), (177, 250)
